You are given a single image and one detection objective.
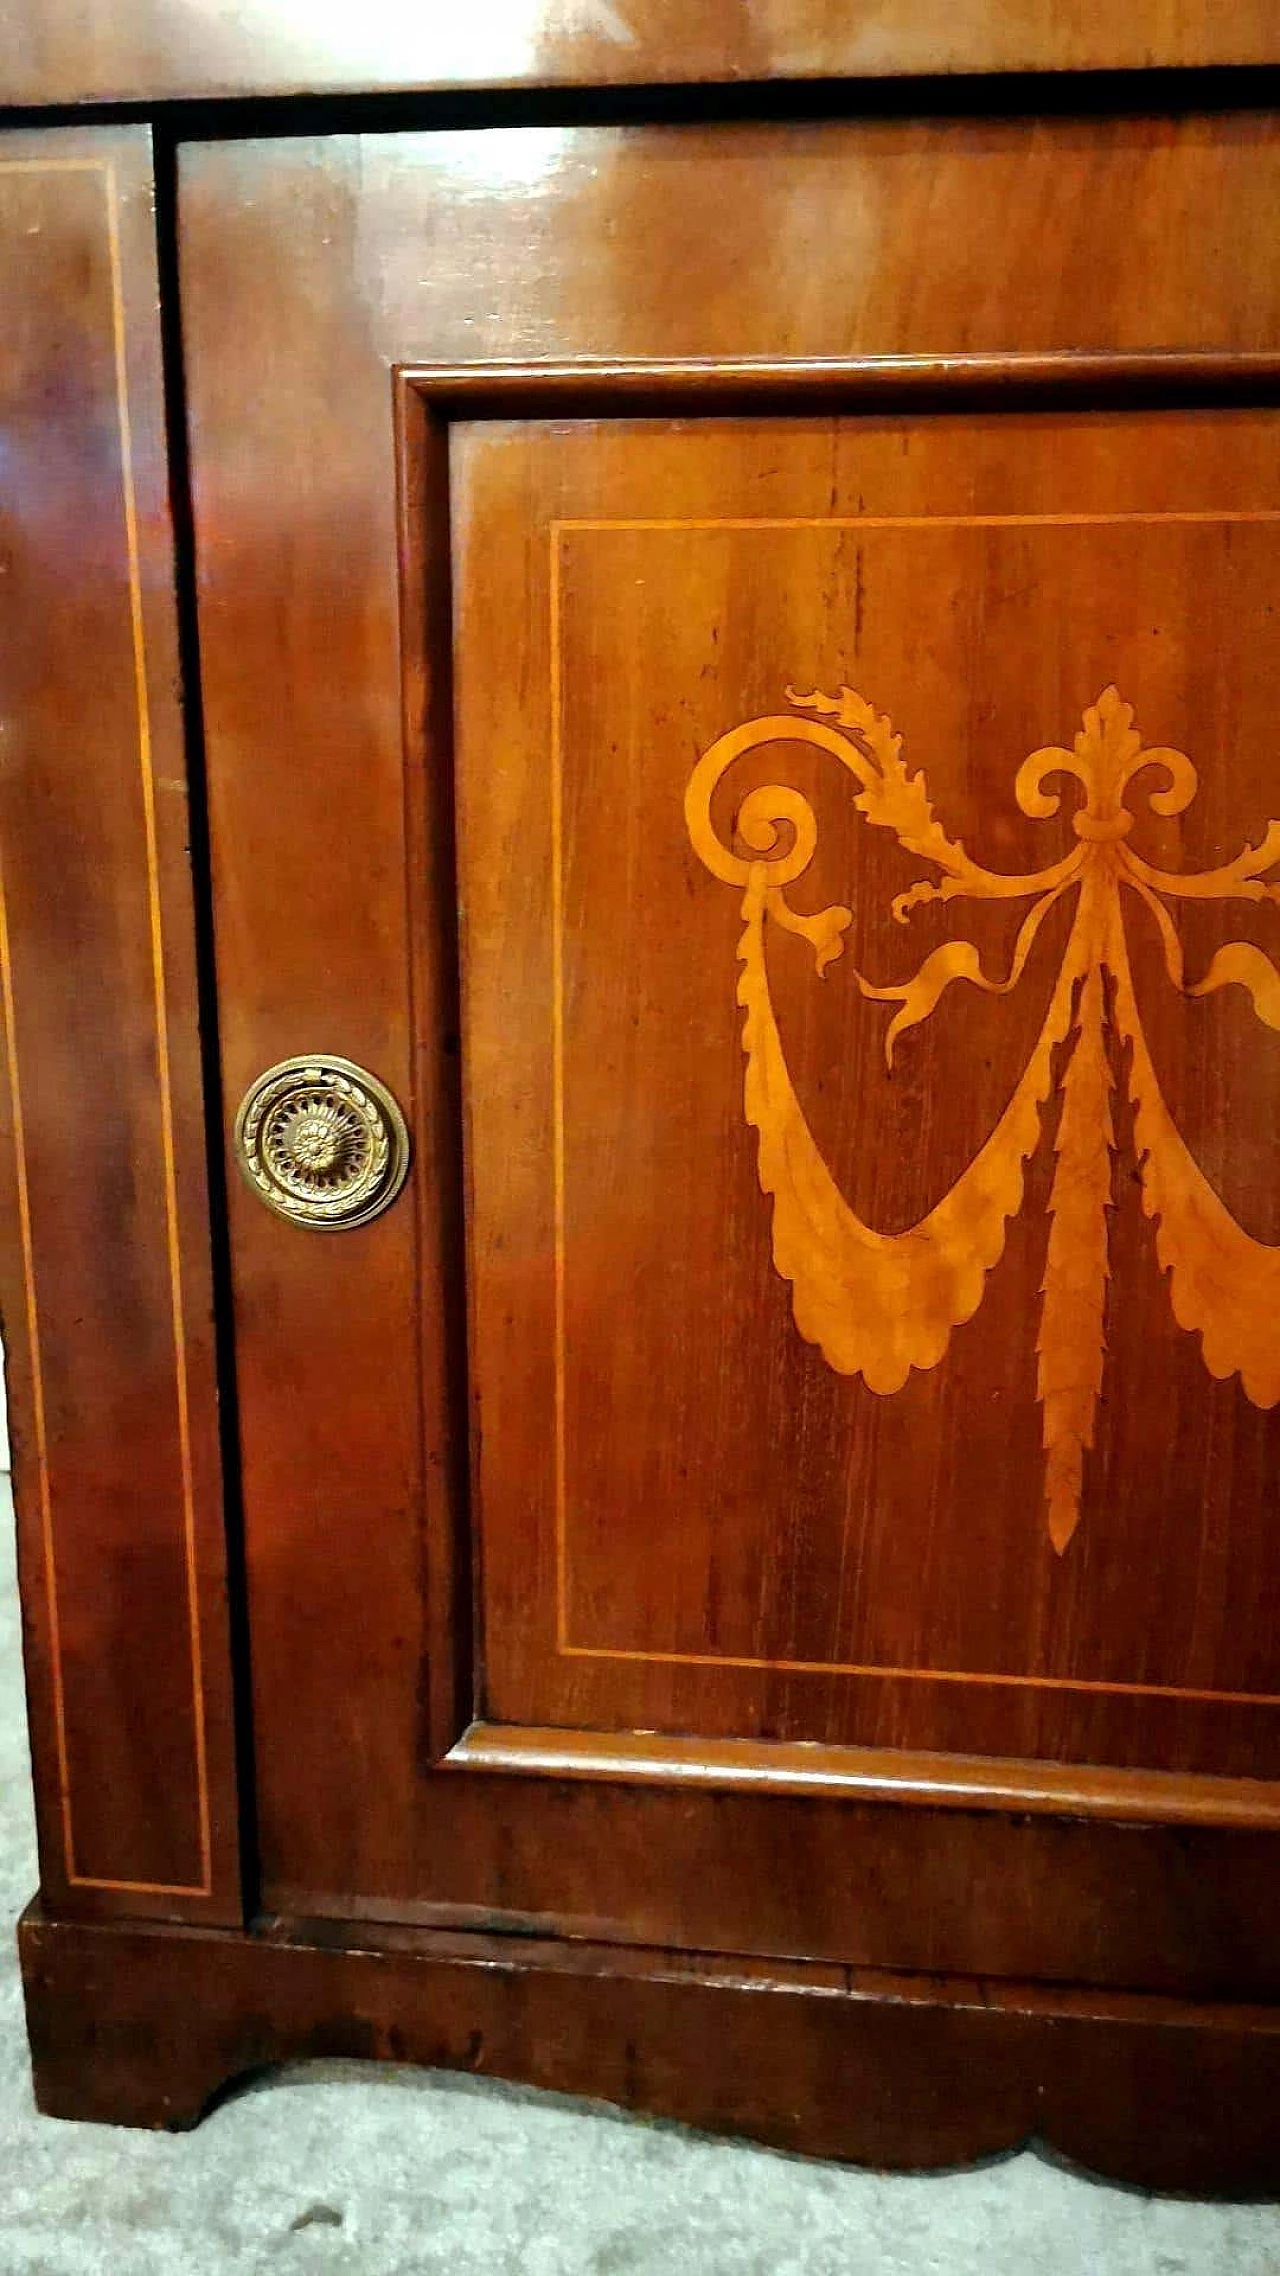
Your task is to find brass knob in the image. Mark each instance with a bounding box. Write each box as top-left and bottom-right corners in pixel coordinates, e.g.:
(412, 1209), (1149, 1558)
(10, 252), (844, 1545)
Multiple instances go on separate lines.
(233, 1055), (410, 1230)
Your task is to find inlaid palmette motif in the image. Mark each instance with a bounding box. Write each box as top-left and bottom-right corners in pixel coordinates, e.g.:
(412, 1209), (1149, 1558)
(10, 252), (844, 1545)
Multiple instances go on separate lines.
(685, 686), (1280, 1549)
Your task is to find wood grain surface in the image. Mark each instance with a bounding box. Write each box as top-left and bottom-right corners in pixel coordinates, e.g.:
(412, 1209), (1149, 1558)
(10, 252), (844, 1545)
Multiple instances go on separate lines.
(180, 116), (1280, 1974)
(5, 0), (1280, 106)
(0, 128), (240, 1920)
(19, 1902), (1280, 2193)
(454, 409), (1280, 1777)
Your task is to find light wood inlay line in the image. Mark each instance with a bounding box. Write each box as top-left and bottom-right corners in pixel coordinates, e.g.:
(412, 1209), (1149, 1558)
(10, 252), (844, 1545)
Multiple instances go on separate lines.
(556, 511), (1280, 532)
(551, 528), (569, 1655)
(0, 159), (211, 1896)
(558, 1640), (1280, 1706)
(551, 511), (1280, 1707)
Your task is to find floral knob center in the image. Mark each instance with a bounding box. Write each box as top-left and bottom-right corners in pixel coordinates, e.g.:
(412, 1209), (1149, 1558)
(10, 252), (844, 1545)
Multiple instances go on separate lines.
(285, 1109), (346, 1174)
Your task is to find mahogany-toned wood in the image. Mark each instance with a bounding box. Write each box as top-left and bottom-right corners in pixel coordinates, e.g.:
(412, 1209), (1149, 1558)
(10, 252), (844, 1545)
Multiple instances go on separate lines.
(449, 395), (1280, 1781)
(4, 84), (1278, 2177)
(180, 119), (1280, 1992)
(449, 1722), (1280, 1829)
(392, 365), (472, 1765)
(19, 1902), (1280, 2194)
(0, 127), (240, 1922)
(5, 0), (1280, 107)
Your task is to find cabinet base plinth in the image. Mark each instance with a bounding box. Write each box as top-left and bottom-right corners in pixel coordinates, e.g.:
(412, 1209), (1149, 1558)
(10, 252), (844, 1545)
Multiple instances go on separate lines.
(17, 1898), (1280, 2192)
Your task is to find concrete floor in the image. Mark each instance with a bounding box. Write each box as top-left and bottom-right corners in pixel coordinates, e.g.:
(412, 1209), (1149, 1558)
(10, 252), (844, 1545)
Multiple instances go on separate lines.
(1, 1497), (1277, 2274)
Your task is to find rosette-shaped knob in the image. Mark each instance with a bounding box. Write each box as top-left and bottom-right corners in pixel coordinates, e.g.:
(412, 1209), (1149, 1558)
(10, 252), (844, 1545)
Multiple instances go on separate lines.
(234, 1056), (410, 1229)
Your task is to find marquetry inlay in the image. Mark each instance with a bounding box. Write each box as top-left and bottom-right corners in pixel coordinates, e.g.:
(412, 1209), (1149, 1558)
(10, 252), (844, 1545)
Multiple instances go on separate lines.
(686, 684), (1280, 1550)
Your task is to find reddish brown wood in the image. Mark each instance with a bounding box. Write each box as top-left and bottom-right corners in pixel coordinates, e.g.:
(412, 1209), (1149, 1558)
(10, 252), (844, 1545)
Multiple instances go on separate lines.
(450, 396), (1280, 1782)
(254, 1792), (1280, 2003)
(400, 353), (1280, 410)
(392, 368), (472, 1764)
(18, 1902), (1280, 2193)
(180, 120), (1280, 1968)
(4, 92), (1279, 2187)
(0, 127), (240, 1923)
(449, 1722), (1280, 1828)
(5, 0), (1280, 106)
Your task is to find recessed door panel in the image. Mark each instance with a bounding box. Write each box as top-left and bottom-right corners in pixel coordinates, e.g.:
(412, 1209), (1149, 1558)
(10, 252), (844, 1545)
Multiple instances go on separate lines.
(453, 408), (1280, 1779)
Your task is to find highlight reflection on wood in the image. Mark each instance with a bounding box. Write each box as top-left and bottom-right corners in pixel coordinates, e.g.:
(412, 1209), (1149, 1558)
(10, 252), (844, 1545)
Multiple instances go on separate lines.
(685, 684), (1280, 1550)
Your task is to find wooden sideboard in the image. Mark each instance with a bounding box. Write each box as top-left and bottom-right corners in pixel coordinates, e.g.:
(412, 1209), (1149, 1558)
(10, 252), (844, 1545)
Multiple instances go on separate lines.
(4, 7), (1280, 2189)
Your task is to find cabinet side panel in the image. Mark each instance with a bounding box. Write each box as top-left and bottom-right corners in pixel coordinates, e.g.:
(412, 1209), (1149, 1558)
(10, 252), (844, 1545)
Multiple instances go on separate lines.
(0, 127), (241, 1921)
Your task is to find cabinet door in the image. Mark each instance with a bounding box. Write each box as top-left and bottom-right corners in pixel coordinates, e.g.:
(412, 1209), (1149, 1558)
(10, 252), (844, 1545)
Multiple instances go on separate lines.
(180, 119), (1280, 1985)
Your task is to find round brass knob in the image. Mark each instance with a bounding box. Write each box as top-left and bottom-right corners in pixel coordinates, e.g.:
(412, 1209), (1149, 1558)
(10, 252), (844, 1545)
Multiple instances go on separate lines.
(233, 1055), (410, 1230)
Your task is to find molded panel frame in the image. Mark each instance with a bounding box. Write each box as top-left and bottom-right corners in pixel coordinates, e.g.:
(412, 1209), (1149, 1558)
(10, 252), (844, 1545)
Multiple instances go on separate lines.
(397, 353), (1280, 1830)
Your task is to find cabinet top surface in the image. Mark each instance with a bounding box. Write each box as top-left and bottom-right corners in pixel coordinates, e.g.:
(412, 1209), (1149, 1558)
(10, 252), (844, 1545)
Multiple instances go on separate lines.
(4, 0), (1280, 110)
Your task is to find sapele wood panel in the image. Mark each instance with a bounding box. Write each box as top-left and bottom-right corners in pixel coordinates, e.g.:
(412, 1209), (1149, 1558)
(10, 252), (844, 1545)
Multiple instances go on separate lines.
(0, 127), (240, 1920)
(452, 406), (1280, 1778)
(180, 118), (1280, 1963)
(5, 0), (1280, 107)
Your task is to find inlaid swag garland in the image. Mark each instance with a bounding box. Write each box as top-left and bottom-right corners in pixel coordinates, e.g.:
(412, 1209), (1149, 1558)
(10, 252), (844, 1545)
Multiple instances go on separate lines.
(685, 684), (1280, 1550)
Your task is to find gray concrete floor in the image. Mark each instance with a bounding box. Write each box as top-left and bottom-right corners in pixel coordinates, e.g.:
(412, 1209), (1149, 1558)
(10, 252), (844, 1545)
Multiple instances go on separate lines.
(1, 1492), (1277, 2274)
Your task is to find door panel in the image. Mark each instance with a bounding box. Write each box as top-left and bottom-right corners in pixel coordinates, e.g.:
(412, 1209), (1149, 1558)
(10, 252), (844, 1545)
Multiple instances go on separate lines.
(181, 119), (1280, 1977)
(452, 405), (1280, 1780)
